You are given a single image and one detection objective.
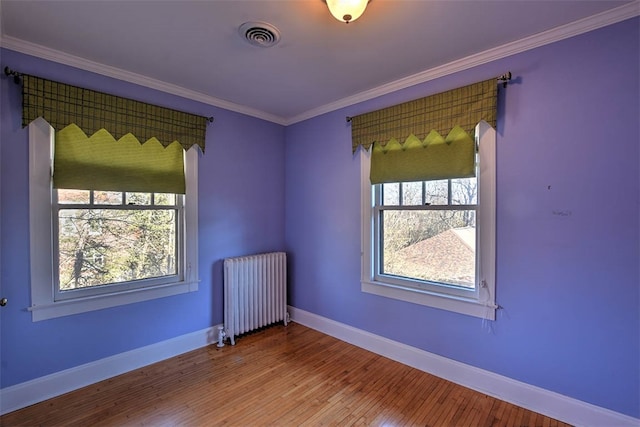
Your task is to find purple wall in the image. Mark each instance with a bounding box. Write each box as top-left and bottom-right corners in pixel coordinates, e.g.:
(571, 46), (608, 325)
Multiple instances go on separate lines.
(1, 17), (638, 419)
(0, 49), (285, 387)
(285, 18), (639, 418)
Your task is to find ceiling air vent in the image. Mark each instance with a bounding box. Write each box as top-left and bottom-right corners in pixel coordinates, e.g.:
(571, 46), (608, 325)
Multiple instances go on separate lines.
(239, 22), (281, 48)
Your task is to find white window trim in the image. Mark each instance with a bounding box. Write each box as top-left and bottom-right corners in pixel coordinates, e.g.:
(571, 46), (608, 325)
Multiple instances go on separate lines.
(28, 118), (199, 322)
(360, 121), (496, 320)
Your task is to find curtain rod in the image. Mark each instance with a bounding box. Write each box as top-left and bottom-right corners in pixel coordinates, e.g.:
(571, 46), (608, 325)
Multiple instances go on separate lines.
(345, 72), (512, 123)
(4, 66), (214, 124)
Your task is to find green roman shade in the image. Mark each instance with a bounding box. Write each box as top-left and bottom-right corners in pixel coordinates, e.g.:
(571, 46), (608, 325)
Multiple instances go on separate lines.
(54, 125), (186, 194)
(350, 78), (497, 184)
(370, 126), (475, 184)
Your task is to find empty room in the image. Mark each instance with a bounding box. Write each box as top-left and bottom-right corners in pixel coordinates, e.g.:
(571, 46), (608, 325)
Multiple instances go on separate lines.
(0, 1), (638, 425)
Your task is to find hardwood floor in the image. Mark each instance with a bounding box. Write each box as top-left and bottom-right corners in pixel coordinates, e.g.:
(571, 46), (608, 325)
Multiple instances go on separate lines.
(1, 323), (571, 426)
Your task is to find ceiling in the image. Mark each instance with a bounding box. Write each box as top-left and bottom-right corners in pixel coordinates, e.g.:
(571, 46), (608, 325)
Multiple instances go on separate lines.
(1, 1), (637, 125)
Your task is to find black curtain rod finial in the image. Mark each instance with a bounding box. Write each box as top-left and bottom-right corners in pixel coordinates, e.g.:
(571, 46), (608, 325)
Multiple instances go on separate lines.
(346, 116), (353, 123)
(4, 66), (22, 84)
(497, 71), (512, 88)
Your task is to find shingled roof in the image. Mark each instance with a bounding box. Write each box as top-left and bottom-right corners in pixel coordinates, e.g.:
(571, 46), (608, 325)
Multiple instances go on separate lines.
(392, 227), (475, 288)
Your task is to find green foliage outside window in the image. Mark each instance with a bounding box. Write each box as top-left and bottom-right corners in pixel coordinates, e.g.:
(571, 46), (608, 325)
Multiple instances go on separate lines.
(57, 190), (178, 291)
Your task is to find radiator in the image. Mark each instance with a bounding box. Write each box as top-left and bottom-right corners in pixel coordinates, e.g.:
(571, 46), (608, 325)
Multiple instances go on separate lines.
(223, 252), (288, 345)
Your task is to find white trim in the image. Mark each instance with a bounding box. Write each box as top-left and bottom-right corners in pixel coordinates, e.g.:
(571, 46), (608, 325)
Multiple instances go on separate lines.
(0, 3), (636, 126)
(476, 121), (497, 318)
(29, 282), (199, 321)
(288, 306), (640, 427)
(359, 148), (373, 284)
(0, 325), (219, 415)
(362, 280), (493, 319)
(184, 148), (200, 292)
(0, 36), (287, 126)
(28, 118), (55, 308)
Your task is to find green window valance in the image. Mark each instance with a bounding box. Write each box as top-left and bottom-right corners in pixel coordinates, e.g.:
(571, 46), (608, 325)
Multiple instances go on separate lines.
(350, 78), (497, 154)
(351, 78), (497, 184)
(22, 74), (209, 152)
(54, 125), (186, 194)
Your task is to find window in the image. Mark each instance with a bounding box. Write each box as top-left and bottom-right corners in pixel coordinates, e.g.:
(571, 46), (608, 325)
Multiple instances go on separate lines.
(29, 119), (199, 321)
(55, 190), (181, 300)
(361, 121), (496, 319)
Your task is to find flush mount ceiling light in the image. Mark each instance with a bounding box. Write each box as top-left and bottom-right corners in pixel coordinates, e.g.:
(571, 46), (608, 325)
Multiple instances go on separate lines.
(326, 0), (369, 24)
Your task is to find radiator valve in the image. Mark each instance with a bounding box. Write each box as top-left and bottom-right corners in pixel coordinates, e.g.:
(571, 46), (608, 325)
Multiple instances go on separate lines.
(216, 326), (227, 348)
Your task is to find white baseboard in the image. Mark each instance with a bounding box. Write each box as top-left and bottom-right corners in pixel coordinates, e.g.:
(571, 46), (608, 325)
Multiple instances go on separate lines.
(288, 306), (639, 427)
(0, 325), (220, 415)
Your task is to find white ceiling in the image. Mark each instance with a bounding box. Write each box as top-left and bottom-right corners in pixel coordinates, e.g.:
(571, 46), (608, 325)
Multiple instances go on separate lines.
(1, 0), (637, 124)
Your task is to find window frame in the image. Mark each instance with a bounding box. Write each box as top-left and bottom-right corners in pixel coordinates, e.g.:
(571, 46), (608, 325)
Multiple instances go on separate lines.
(360, 121), (496, 320)
(28, 118), (199, 322)
(52, 190), (184, 301)
(373, 180), (478, 299)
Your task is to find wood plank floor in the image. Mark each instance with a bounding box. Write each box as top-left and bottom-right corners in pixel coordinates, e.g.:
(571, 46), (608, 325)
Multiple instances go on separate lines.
(1, 323), (571, 426)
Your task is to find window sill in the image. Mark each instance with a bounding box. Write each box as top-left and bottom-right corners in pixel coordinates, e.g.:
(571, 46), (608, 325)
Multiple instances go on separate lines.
(361, 280), (495, 320)
(29, 280), (199, 322)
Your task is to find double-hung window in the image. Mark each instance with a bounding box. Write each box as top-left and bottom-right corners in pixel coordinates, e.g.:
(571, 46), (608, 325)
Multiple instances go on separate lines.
(55, 189), (183, 300)
(361, 122), (496, 319)
(353, 79), (499, 319)
(376, 172), (478, 292)
(19, 74), (208, 321)
(29, 119), (200, 321)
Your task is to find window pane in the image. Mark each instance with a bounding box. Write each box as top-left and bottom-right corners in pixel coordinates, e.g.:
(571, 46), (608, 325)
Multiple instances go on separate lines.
(424, 180), (448, 205)
(57, 189), (90, 204)
(58, 208), (177, 290)
(402, 182), (423, 206)
(452, 177), (477, 205)
(154, 193), (176, 206)
(381, 209), (476, 288)
(94, 191), (122, 205)
(382, 183), (399, 206)
(126, 192), (151, 205)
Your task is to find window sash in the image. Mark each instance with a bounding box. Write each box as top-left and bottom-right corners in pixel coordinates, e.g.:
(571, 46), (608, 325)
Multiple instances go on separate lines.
(372, 188), (479, 299)
(52, 190), (184, 301)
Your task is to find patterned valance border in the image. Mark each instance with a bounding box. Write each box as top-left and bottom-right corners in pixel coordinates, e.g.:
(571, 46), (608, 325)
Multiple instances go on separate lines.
(21, 74), (211, 152)
(350, 78), (497, 153)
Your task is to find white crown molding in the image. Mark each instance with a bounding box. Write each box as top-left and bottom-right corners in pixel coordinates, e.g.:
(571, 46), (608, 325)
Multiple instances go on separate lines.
(0, 2), (637, 127)
(288, 306), (640, 427)
(0, 325), (219, 415)
(286, 1), (640, 125)
(0, 36), (288, 126)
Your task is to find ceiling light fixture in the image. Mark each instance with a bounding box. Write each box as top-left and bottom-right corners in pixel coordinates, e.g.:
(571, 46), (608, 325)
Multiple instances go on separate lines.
(326, 0), (369, 24)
